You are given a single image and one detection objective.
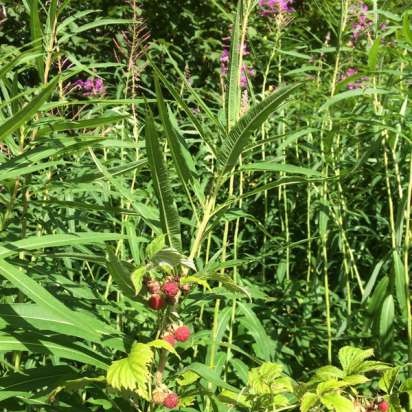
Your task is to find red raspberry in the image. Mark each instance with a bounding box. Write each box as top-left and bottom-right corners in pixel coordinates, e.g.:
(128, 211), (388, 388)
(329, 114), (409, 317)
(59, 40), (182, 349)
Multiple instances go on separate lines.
(163, 392), (179, 409)
(162, 281), (180, 298)
(163, 334), (176, 347)
(148, 294), (165, 310)
(174, 325), (191, 342)
(147, 279), (161, 294)
(378, 401), (389, 412)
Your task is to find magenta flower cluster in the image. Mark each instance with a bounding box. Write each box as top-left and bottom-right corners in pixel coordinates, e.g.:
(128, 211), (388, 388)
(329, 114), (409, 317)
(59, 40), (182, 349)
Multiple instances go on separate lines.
(73, 78), (105, 96)
(349, 2), (372, 45)
(220, 40), (255, 88)
(258, 0), (294, 16)
(341, 67), (368, 90)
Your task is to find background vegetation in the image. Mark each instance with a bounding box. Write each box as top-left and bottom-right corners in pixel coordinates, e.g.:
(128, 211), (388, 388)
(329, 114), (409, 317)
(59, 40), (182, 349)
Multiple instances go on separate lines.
(0, 0), (410, 410)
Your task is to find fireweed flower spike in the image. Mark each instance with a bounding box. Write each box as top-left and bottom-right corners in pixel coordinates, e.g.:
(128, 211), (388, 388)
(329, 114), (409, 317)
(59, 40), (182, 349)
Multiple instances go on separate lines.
(348, 1), (372, 45)
(340, 67), (369, 90)
(220, 38), (255, 89)
(73, 77), (106, 96)
(258, 0), (295, 16)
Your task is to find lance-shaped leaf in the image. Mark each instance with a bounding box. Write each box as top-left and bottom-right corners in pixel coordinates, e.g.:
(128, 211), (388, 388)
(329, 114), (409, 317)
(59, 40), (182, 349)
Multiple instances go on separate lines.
(144, 106), (182, 251)
(218, 83), (301, 177)
(226, 0), (242, 131)
(0, 76), (59, 143)
(154, 74), (196, 187)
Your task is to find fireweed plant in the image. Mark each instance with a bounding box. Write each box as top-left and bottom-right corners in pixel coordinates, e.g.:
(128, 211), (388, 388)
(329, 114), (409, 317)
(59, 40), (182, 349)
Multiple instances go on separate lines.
(0, 0), (410, 411)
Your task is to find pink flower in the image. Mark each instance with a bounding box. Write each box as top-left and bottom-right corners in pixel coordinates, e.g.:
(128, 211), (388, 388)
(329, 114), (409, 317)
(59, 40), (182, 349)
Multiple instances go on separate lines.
(259, 0), (294, 16)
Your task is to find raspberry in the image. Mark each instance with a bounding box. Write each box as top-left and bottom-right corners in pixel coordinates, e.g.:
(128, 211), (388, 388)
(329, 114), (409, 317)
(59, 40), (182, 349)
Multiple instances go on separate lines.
(162, 281), (180, 298)
(148, 294), (165, 310)
(163, 392), (179, 409)
(378, 401), (389, 412)
(163, 334), (176, 347)
(174, 325), (191, 342)
(152, 388), (167, 404)
(147, 279), (161, 294)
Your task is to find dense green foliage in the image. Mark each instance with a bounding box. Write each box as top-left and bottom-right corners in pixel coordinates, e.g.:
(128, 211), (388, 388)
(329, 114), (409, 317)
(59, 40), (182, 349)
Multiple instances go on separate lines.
(0, 0), (410, 411)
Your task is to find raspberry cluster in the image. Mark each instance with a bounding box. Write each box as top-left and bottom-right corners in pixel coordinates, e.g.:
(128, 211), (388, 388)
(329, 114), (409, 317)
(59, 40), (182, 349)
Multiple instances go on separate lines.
(146, 277), (192, 310)
(152, 389), (179, 409)
(162, 325), (191, 346)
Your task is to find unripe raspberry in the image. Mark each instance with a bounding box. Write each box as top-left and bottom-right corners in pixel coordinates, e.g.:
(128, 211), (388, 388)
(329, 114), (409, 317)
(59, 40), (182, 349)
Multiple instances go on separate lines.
(146, 279), (161, 294)
(163, 334), (176, 347)
(174, 325), (191, 342)
(180, 283), (191, 294)
(162, 281), (180, 298)
(163, 392), (179, 409)
(378, 401), (389, 412)
(152, 388), (167, 404)
(148, 294), (165, 310)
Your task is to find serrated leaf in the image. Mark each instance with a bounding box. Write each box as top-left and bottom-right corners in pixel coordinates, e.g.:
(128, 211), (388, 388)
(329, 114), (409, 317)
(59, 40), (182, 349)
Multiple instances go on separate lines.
(146, 235), (166, 259)
(379, 367), (400, 393)
(148, 339), (180, 358)
(320, 392), (353, 412)
(342, 374), (369, 386)
(338, 346), (374, 375)
(315, 366), (344, 381)
(106, 343), (153, 399)
(131, 266), (146, 295)
(301, 392), (318, 412)
(151, 247), (196, 271)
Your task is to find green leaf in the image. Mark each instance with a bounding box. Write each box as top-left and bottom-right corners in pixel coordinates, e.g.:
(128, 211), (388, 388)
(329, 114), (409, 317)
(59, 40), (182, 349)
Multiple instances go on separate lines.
(148, 339), (180, 358)
(242, 162), (322, 177)
(154, 74), (195, 186)
(146, 235), (166, 259)
(368, 37), (381, 71)
(151, 247), (196, 271)
(0, 77), (59, 143)
(392, 251), (407, 319)
(301, 392), (318, 412)
(338, 346), (374, 375)
(0, 260), (102, 342)
(29, 0), (44, 80)
(218, 83), (301, 176)
(315, 366), (344, 380)
(319, 88), (389, 111)
(106, 343), (153, 399)
(226, 0), (242, 130)
(237, 302), (274, 361)
(367, 276), (389, 316)
(379, 294), (395, 338)
(150, 62), (216, 156)
(379, 367), (400, 394)
(106, 249), (136, 299)
(184, 362), (239, 393)
(0, 304), (119, 345)
(0, 333), (109, 369)
(342, 374), (369, 386)
(131, 267), (146, 295)
(145, 107), (182, 251)
(0, 232), (124, 259)
(0, 366), (79, 402)
(320, 392), (353, 412)
(36, 114), (128, 136)
(402, 14), (412, 45)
